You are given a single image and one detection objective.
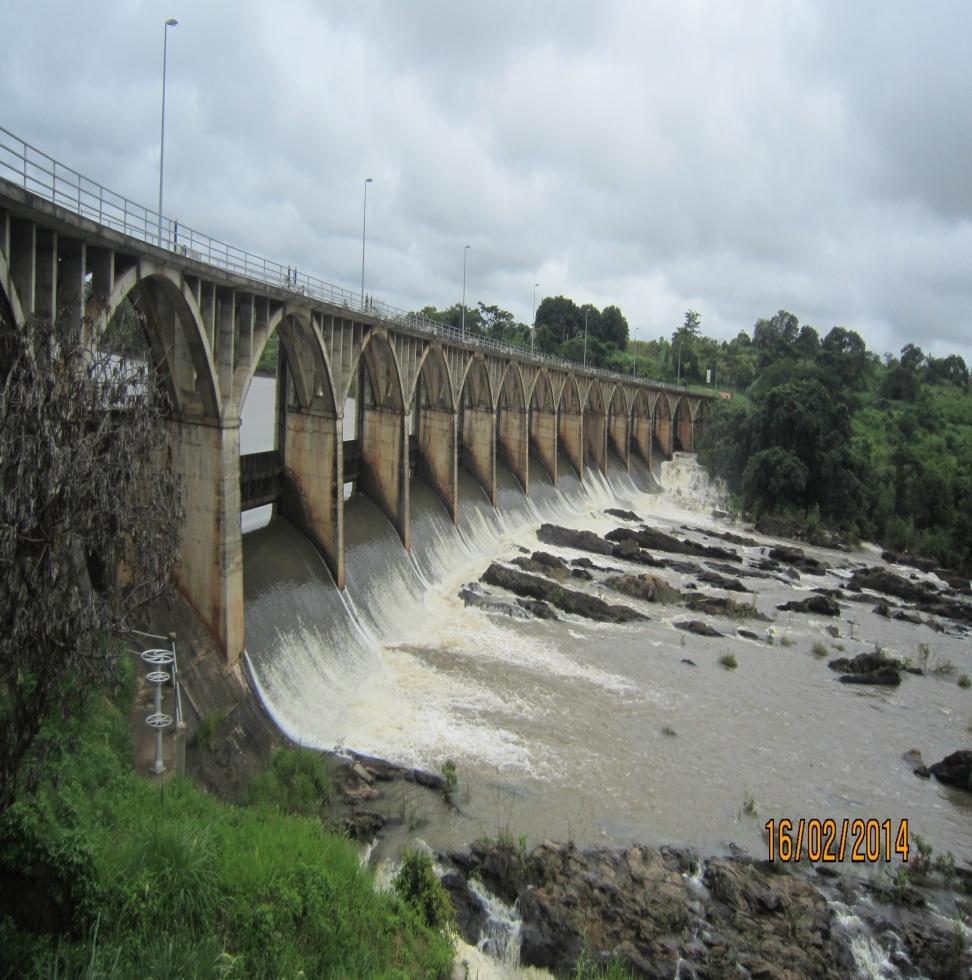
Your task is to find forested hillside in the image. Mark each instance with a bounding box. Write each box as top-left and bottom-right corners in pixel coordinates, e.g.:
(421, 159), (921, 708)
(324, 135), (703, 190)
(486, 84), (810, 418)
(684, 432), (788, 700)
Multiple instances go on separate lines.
(694, 311), (972, 573)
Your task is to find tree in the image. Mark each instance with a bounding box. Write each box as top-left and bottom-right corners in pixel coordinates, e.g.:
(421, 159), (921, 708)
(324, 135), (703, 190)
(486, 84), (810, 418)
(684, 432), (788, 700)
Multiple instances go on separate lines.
(0, 309), (182, 811)
(599, 305), (629, 350)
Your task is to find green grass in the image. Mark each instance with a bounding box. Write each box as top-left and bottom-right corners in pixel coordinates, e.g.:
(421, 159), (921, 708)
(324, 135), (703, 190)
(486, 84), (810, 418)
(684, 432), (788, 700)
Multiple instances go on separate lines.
(719, 653), (738, 670)
(958, 674), (971, 689)
(779, 634), (794, 648)
(0, 676), (454, 979)
(811, 641), (828, 658)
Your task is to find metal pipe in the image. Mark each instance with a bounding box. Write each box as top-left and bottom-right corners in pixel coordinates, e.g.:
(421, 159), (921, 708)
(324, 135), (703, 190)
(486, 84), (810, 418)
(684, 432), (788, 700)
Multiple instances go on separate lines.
(461, 245), (470, 337)
(360, 177), (373, 304)
(158, 18), (178, 246)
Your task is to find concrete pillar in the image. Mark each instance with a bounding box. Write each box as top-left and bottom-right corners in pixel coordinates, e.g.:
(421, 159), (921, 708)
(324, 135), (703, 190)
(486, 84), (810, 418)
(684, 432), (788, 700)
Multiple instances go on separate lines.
(529, 408), (558, 485)
(58, 241), (85, 330)
(498, 405), (529, 493)
(461, 406), (497, 505)
(167, 417), (243, 665)
(418, 405), (458, 522)
(559, 408), (584, 479)
(9, 220), (35, 318)
(35, 229), (56, 320)
(631, 413), (653, 468)
(280, 406), (345, 588)
(584, 410), (608, 474)
(608, 410), (630, 469)
(360, 405), (410, 549)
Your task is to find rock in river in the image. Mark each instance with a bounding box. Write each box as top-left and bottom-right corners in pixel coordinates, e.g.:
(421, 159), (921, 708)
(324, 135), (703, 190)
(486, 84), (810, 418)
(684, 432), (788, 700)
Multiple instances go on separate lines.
(604, 573), (681, 604)
(481, 562), (645, 623)
(828, 652), (903, 686)
(674, 619), (723, 637)
(537, 523), (614, 556)
(927, 750), (972, 792)
(777, 594), (841, 616)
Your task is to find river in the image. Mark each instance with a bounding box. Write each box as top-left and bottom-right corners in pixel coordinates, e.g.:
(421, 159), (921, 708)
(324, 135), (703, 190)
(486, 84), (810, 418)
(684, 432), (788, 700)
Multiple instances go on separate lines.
(239, 375), (972, 874)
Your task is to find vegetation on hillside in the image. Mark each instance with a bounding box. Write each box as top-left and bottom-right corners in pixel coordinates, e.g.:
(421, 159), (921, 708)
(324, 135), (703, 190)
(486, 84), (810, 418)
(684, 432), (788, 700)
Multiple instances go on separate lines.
(694, 309), (971, 571)
(0, 664), (455, 978)
(0, 311), (181, 812)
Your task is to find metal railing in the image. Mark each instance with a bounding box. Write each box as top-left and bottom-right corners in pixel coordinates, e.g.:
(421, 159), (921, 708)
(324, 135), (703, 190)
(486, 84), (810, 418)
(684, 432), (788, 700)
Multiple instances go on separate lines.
(0, 124), (692, 395)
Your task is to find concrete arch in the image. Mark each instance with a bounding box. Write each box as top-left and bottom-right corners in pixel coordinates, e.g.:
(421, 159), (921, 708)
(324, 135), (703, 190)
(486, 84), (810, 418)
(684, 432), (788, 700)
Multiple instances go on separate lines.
(351, 328), (410, 547)
(654, 393), (674, 458)
(459, 354), (497, 503)
(582, 379), (607, 474)
(497, 362), (529, 492)
(674, 396), (693, 452)
(529, 369), (556, 412)
(558, 375), (584, 479)
(414, 344), (459, 521)
(459, 354), (495, 411)
(630, 388), (653, 467)
(244, 304), (337, 418)
(529, 370), (557, 484)
(606, 383), (630, 469)
(105, 264), (221, 421)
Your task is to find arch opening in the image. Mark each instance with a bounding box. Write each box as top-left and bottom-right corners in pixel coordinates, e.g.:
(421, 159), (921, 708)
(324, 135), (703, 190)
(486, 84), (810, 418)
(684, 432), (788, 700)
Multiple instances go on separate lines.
(413, 346), (458, 520)
(582, 381), (607, 475)
(528, 370), (557, 484)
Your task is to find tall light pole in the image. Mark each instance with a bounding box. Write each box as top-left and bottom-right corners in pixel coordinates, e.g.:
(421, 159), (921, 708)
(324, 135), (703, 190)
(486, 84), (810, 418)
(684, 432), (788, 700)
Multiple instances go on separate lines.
(158, 17), (178, 246)
(360, 177), (373, 305)
(676, 343), (682, 385)
(583, 308), (589, 368)
(461, 244), (470, 337)
(632, 329), (638, 377)
(531, 282), (539, 353)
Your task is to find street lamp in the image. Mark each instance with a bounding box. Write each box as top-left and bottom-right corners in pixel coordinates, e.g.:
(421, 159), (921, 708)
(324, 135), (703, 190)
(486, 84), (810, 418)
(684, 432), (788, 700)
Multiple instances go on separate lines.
(461, 244), (470, 337)
(158, 17), (178, 245)
(632, 329), (638, 377)
(360, 177), (373, 306)
(531, 282), (539, 353)
(583, 309), (589, 368)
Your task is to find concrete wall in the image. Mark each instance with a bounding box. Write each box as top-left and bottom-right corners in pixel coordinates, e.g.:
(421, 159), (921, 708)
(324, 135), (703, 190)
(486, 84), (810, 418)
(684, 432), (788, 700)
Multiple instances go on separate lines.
(529, 408), (558, 485)
(584, 409), (607, 474)
(559, 410), (584, 479)
(655, 415), (674, 458)
(418, 405), (458, 521)
(461, 406), (497, 505)
(360, 406), (410, 549)
(631, 413), (653, 468)
(280, 406), (345, 588)
(498, 405), (529, 493)
(608, 410), (630, 469)
(167, 417), (244, 666)
(676, 409), (694, 452)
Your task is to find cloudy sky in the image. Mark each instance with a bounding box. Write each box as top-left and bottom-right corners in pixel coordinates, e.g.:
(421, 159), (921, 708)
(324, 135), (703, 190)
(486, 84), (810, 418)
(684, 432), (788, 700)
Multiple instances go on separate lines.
(4, 1), (971, 361)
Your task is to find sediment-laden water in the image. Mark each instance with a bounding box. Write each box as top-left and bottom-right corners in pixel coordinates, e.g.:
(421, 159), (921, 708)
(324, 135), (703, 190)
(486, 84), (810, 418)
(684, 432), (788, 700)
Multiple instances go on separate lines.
(240, 377), (972, 873)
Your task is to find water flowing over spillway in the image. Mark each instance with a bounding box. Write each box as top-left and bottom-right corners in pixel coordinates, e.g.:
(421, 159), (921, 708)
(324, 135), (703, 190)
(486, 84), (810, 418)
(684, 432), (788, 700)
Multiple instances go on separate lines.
(242, 444), (972, 866)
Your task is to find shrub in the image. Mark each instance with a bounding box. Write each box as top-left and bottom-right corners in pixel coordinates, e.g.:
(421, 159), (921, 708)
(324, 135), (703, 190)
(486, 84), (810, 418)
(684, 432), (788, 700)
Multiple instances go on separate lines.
(811, 641), (828, 658)
(719, 653), (738, 670)
(393, 848), (454, 931)
(247, 746), (333, 819)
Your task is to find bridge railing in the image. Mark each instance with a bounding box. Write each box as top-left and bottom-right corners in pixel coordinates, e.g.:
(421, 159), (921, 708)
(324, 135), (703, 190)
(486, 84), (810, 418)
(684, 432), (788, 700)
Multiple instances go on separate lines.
(0, 124), (692, 397)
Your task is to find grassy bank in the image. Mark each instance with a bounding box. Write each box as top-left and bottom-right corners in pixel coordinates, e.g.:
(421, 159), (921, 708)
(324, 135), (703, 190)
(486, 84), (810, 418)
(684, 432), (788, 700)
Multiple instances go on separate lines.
(0, 659), (454, 979)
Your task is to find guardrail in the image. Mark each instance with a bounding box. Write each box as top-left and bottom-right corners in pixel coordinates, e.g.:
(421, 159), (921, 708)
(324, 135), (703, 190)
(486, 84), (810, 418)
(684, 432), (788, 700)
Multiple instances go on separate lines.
(0, 124), (693, 395)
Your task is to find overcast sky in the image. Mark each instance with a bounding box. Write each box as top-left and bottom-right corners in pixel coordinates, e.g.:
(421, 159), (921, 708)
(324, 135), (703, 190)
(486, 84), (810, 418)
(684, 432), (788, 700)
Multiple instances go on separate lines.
(4, 1), (971, 361)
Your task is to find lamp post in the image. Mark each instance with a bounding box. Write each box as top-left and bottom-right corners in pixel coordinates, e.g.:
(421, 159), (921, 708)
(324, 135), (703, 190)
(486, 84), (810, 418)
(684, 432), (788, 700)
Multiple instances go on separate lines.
(158, 17), (178, 246)
(632, 329), (638, 377)
(360, 177), (373, 306)
(583, 309), (589, 368)
(531, 282), (539, 353)
(676, 343), (682, 385)
(461, 244), (470, 337)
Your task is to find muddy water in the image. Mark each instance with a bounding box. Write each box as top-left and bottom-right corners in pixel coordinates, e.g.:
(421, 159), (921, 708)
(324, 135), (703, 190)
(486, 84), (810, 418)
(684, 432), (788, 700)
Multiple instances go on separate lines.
(240, 376), (972, 873)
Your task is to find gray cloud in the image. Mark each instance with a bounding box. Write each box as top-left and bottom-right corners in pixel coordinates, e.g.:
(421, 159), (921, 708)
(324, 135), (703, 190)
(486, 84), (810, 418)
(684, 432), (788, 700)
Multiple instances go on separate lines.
(3, 0), (969, 363)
